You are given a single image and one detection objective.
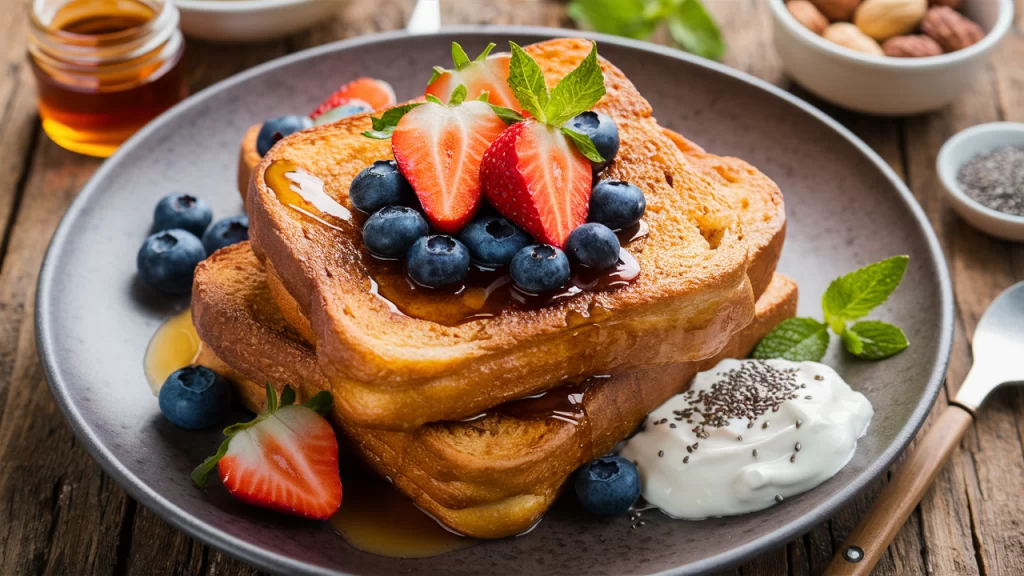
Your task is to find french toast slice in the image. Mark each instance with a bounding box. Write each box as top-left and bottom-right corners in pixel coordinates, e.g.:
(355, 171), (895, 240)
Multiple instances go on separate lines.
(247, 38), (763, 430)
(192, 242), (798, 538)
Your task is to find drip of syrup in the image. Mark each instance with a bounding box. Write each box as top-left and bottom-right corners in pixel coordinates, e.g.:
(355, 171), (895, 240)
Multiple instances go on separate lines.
(328, 468), (477, 558)
(264, 160), (352, 224)
(143, 309), (201, 394)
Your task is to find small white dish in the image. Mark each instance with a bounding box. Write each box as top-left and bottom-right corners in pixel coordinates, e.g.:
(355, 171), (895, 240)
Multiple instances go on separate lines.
(769, 0), (1013, 116)
(176, 0), (339, 43)
(937, 122), (1024, 242)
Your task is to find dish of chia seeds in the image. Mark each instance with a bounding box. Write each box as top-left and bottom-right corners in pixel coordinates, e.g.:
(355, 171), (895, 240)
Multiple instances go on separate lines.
(957, 146), (1024, 217)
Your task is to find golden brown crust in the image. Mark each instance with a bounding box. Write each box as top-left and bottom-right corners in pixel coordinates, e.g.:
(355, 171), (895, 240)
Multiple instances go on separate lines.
(247, 38), (758, 430)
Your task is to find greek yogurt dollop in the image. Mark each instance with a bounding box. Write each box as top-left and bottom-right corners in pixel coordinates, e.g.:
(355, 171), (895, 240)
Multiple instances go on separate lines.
(619, 359), (873, 519)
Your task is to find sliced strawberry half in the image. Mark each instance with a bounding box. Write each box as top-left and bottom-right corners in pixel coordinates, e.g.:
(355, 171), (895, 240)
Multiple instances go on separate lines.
(480, 119), (593, 248)
(426, 53), (520, 110)
(392, 100), (508, 233)
(311, 78), (396, 118)
(192, 385), (342, 520)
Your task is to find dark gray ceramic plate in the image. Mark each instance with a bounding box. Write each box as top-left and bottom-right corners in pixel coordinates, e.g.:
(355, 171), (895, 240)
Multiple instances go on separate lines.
(37, 28), (953, 576)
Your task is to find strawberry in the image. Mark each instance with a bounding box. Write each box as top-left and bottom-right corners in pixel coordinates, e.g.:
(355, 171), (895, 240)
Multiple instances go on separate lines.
(391, 97), (508, 233)
(192, 385), (342, 520)
(311, 78), (396, 118)
(426, 43), (520, 110)
(481, 119), (593, 248)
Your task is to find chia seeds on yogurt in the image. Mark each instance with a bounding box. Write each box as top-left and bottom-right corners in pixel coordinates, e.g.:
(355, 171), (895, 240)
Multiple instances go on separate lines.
(957, 146), (1024, 216)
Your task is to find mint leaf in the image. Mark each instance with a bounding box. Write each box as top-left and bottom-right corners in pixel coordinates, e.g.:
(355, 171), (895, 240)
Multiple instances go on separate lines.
(545, 42), (606, 126)
(752, 317), (830, 362)
(449, 84), (468, 106)
(490, 104), (525, 125)
(669, 0), (725, 60)
(451, 42), (471, 69)
(303, 391), (334, 416)
(475, 42), (496, 62)
(508, 42), (550, 122)
(362, 103), (423, 139)
(843, 321), (909, 360)
(561, 127), (605, 163)
(567, 0), (658, 39)
(822, 255), (909, 330)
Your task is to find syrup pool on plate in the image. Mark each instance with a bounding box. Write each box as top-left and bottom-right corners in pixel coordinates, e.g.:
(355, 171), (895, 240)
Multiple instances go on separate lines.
(143, 308), (201, 394)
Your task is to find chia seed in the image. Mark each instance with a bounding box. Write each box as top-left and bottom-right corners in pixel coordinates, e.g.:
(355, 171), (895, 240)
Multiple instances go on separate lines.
(682, 361), (801, 439)
(683, 456), (690, 464)
(958, 146), (1024, 216)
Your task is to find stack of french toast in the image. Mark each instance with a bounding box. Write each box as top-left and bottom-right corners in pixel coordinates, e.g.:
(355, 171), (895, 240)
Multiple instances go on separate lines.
(192, 38), (794, 538)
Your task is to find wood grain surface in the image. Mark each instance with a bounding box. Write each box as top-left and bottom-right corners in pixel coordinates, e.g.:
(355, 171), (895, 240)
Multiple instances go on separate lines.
(0, 0), (1022, 574)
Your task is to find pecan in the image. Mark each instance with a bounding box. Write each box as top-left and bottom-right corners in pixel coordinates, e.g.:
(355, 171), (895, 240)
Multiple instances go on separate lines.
(808, 0), (862, 21)
(920, 6), (985, 52)
(882, 34), (944, 57)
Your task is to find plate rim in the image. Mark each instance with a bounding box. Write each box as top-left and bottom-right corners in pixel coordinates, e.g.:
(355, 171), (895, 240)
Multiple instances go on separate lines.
(35, 25), (954, 576)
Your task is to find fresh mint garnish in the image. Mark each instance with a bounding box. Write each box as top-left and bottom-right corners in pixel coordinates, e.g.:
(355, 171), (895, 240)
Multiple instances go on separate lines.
(568, 0), (725, 61)
(363, 103), (423, 139)
(429, 42), (498, 84)
(754, 256), (911, 362)
(507, 41), (606, 161)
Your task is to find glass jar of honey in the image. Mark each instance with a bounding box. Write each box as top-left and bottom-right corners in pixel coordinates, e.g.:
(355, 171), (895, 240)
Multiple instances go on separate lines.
(28, 0), (188, 157)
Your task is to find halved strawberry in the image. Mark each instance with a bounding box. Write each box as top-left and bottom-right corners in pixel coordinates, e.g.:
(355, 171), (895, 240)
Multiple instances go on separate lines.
(391, 99), (508, 233)
(480, 119), (593, 248)
(192, 385), (342, 520)
(426, 43), (520, 110)
(311, 78), (396, 118)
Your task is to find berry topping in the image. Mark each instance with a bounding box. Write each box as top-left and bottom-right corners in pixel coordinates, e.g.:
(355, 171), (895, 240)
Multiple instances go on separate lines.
(406, 235), (471, 288)
(192, 385), (342, 521)
(311, 77), (396, 118)
(459, 216), (532, 268)
(153, 193), (212, 237)
(566, 223), (620, 270)
(256, 115), (313, 157)
(510, 244), (571, 294)
(202, 215), (249, 255)
(158, 366), (231, 430)
(313, 100), (373, 127)
(589, 180), (646, 230)
(565, 111), (620, 173)
(426, 42), (519, 109)
(390, 96), (507, 234)
(362, 206), (429, 258)
(137, 229), (206, 295)
(481, 119), (593, 248)
(349, 160), (414, 214)
(574, 456), (641, 517)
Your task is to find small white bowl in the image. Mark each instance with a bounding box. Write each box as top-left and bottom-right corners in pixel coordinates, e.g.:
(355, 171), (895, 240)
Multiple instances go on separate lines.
(769, 0), (1013, 116)
(937, 122), (1024, 242)
(177, 0), (339, 43)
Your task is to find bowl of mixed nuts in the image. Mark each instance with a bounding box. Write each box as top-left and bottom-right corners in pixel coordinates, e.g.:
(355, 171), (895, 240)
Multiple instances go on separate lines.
(769, 0), (1013, 115)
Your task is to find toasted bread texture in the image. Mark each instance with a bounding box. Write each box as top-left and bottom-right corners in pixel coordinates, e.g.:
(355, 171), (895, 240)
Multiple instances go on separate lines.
(248, 38), (765, 430)
(192, 242), (797, 538)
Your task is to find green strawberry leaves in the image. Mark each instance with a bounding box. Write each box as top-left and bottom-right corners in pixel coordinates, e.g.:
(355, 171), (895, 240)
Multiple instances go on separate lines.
(754, 256), (911, 363)
(568, 0), (725, 61)
(191, 384), (333, 487)
(363, 103), (423, 139)
(429, 42), (497, 84)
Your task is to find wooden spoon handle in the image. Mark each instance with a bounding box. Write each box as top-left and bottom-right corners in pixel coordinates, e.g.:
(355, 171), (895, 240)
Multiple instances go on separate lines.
(825, 405), (974, 575)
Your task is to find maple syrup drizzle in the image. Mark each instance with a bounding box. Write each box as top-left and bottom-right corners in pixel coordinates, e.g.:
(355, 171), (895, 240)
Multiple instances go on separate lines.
(264, 160), (352, 225)
(143, 309), (201, 394)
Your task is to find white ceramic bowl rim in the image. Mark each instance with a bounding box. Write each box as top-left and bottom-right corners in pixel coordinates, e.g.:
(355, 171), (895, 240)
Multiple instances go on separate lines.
(937, 121), (1024, 224)
(769, 0), (1014, 69)
(175, 0), (317, 13)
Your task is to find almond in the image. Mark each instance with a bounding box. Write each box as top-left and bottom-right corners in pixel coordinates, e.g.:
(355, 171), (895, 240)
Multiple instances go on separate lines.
(921, 6), (985, 52)
(808, 0), (862, 21)
(882, 34), (944, 56)
(853, 0), (928, 41)
(823, 22), (885, 56)
(788, 0), (829, 35)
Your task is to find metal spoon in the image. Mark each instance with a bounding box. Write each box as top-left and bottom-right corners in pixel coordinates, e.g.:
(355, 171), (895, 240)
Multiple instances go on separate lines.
(826, 281), (1024, 575)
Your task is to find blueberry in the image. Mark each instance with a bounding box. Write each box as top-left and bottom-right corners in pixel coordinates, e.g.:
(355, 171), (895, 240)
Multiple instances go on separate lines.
(565, 111), (620, 172)
(137, 229), (206, 295)
(153, 193), (212, 236)
(406, 235), (471, 288)
(567, 223), (621, 270)
(313, 102), (374, 127)
(350, 160), (414, 214)
(363, 206), (429, 258)
(589, 180), (646, 230)
(158, 366), (231, 430)
(202, 215), (249, 255)
(510, 244), (571, 294)
(574, 456), (641, 517)
(459, 216), (532, 267)
(256, 115), (313, 157)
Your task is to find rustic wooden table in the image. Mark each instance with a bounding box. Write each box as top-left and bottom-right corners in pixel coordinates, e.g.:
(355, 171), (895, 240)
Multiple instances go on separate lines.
(1, 0), (1022, 574)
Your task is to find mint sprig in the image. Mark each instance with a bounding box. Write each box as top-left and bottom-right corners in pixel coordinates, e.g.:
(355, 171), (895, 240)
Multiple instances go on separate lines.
(753, 256), (910, 362)
(507, 41), (606, 162)
(568, 0), (725, 61)
(191, 384), (333, 487)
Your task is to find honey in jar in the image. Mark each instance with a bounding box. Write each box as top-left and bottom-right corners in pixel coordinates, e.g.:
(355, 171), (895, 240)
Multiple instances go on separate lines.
(28, 0), (188, 157)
